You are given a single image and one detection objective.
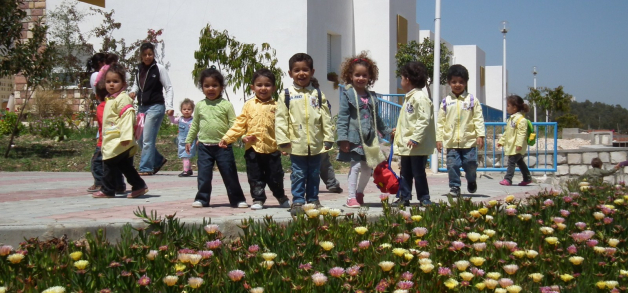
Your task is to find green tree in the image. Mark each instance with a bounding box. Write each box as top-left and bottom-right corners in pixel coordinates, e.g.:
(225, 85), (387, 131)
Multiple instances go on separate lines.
(193, 24), (283, 101)
(395, 38), (452, 98)
(525, 85), (573, 122)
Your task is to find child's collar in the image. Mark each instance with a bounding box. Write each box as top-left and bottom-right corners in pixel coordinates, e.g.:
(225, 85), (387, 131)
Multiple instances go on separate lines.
(449, 91), (468, 98)
(405, 88), (420, 97)
(107, 89), (126, 99)
(254, 95), (273, 103)
(292, 83), (313, 91)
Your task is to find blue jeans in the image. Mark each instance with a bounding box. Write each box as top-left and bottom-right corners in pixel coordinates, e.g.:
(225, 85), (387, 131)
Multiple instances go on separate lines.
(446, 147), (478, 188)
(290, 154), (322, 204)
(195, 144), (246, 207)
(137, 104), (165, 173)
(399, 155), (430, 201)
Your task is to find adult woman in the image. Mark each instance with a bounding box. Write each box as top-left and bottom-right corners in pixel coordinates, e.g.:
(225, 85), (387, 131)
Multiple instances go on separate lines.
(129, 43), (174, 175)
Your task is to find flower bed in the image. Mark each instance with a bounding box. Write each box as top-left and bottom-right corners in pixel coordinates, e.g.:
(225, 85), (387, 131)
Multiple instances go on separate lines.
(1, 181), (627, 292)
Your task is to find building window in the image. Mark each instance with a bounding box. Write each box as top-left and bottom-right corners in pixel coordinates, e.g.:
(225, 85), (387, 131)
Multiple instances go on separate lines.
(327, 33), (341, 75)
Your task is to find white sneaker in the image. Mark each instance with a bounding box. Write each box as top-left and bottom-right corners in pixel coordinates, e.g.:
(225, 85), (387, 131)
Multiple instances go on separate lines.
(251, 202), (264, 210)
(237, 201), (249, 208)
(192, 201), (203, 208)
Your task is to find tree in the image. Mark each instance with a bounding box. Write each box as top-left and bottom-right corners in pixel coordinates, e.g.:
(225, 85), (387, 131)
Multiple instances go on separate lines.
(1, 0), (57, 157)
(395, 38), (452, 99)
(525, 85), (572, 122)
(192, 24), (283, 101)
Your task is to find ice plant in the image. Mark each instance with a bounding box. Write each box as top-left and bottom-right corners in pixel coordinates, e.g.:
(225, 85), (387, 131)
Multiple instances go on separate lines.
(396, 233), (410, 242)
(420, 264), (434, 273)
(41, 286), (66, 293)
(198, 250), (213, 259)
(379, 261), (395, 272)
(540, 227), (554, 235)
(260, 261), (275, 270)
(412, 227), (428, 237)
(146, 250), (158, 260)
(329, 267), (345, 277)
(518, 214), (532, 221)
(525, 250), (538, 259)
(74, 260), (89, 270)
(560, 274), (574, 282)
(302, 203), (316, 211)
(354, 226), (368, 235)
(451, 241), (465, 250)
(392, 248), (408, 257)
(358, 240), (370, 249)
(163, 276), (179, 286)
(69, 251), (83, 261)
(248, 245), (259, 253)
(311, 272), (328, 286)
(228, 270), (245, 281)
(397, 280), (414, 289)
(262, 252), (277, 261)
(305, 209), (320, 218)
(206, 239), (222, 249)
(484, 279), (498, 289)
(608, 238), (620, 247)
(204, 224), (220, 234)
(455, 260), (470, 271)
(7, 253), (24, 264)
(467, 232), (481, 242)
(498, 278), (513, 287)
(444, 278), (459, 289)
(346, 265), (360, 276)
(473, 243), (487, 251)
(438, 267), (452, 276)
(188, 277), (204, 288)
(545, 237), (559, 245)
(506, 285), (522, 293)
(137, 275), (151, 286)
(470, 257), (485, 266)
(487, 272), (501, 280)
(528, 273), (543, 282)
(250, 288), (264, 293)
(319, 241), (335, 251)
(505, 195), (515, 203)
(411, 215), (422, 222)
(460, 272), (474, 281)
(329, 208), (341, 217)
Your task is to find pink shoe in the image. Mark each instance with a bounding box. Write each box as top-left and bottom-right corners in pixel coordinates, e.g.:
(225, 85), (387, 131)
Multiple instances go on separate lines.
(345, 198), (361, 208)
(356, 192), (365, 205)
(499, 179), (512, 186)
(518, 181), (532, 186)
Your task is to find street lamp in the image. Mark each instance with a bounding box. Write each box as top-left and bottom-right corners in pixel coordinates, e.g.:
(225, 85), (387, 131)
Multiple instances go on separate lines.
(533, 66), (537, 122)
(501, 21), (509, 122)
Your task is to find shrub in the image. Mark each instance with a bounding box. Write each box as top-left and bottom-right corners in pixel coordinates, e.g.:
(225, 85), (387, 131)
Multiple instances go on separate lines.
(28, 116), (71, 141)
(0, 111), (26, 136)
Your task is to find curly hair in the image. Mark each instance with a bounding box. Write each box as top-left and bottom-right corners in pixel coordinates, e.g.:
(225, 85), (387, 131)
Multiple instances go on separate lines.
(180, 98), (195, 111)
(399, 61), (427, 89)
(339, 51), (378, 88)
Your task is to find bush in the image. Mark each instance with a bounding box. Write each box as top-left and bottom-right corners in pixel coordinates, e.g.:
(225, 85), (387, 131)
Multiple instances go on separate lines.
(0, 111), (26, 136)
(28, 116), (71, 141)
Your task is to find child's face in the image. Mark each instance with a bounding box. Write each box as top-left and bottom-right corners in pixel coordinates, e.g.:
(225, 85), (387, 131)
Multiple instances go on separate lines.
(448, 76), (467, 96)
(141, 49), (154, 66)
(105, 72), (125, 95)
(351, 64), (370, 91)
(289, 61), (315, 88)
(250, 75), (275, 101)
(202, 77), (223, 100)
(400, 76), (413, 93)
(506, 102), (518, 115)
(181, 104), (194, 118)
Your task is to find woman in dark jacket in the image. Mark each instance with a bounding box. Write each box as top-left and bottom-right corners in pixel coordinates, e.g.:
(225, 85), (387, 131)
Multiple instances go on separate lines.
(129, 43), (174, 175)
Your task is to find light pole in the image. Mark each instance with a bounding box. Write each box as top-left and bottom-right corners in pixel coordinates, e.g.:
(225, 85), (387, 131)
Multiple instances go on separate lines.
(431, 0), (441, 174)
(533, 66), (537, 122)
(501, 21), (509, 122)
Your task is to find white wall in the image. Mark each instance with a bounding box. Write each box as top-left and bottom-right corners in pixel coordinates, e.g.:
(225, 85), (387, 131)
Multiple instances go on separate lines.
(354, 0), (392, 95)
(485, 65), (503, 110)
(453, 45), (485, 104)
(389, 0), (417, 95)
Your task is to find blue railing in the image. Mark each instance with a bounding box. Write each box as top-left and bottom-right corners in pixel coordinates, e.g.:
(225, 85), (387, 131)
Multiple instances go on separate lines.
(375, 94), (404, 142)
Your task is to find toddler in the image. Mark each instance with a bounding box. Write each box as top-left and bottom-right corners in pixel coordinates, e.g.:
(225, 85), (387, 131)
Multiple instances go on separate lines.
(498, 95), (532, 185)
(579, 158), (621, 183)
(169, 98), (197, 177)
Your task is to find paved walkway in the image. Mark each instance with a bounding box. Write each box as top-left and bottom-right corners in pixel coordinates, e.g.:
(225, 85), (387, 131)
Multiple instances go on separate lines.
(0, 171), (554, 246)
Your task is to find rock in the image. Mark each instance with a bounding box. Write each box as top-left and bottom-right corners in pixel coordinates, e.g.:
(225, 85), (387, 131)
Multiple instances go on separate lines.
(599, 152), (610, 163)
(567, 153), (582, 165)
(557, 165), (570, 175)
(569, 165), (588, 176)
(524, 156), (538, 168)
(557, 154), (567, 164)
(582, 152), (598, 165)
(610, 152), (627, 164)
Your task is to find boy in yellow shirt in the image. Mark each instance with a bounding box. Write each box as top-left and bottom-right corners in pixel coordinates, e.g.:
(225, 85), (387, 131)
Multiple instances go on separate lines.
(436, 65), (485, 197)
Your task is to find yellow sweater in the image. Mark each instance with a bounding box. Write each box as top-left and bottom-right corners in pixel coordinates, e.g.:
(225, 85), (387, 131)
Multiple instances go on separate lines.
(101, 91), (137, 160)
(497, 112), (528, 156)
(393, 88), (436, 156)
(436, 92), (486, 149)
(222, 96), (279, 154)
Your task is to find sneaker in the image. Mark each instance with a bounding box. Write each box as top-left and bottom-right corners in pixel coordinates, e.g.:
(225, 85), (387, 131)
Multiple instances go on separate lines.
(153, 158), (168, 175)
(499, 179), (512, 186)
(518, 181), (532, 186)
(192, 201), (204, 208)
(355, 192), (365, 205)
(115, 187), (127, 195)
(448, 187), (461, 197)
(178, 170), (193, 177)
(308, 200), (323, 209)
(277, 197), (291, 208)
(251, 201), (264, 210)
(87, 185), (102, 192)
(128, 186), (149, 198)
(290, 202), (304, 216)
(345, 198), (361, 208)
(92, 191), (114, 198)
(138, 172), (154, 176)
(420, 199), (432, 206)
(391, 199), (410, 207)
(237, 201), (249, 208)
(328, 186), (343, 193)
(467, 181), (477, 193)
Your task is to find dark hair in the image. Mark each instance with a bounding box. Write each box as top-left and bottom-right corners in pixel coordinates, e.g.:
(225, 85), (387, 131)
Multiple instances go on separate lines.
(197, 66), (225, 89)
(340, 51), (379, 88)
(252, 68), (276, 86)
(447, 64), (469, 82)
(104, 53), (119, 65)
(288, 53), (319, 88)
(105, 63), (127, 84)
(591, 158), (603, 168)
(87, 53), (106, 72)
(95, 84), (108, 101)
(399, 61), (427, 89)
(140, 43), (155, 54)
(506, 95), (530, 113)
(180, 98), (195, 111)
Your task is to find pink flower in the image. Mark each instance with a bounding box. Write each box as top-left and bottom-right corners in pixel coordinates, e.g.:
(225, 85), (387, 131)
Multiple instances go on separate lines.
(417, 240), (428, 247)
(198, 250), (213, 259)
(328, 267), (345, 277)
(604, 217), (613, 224)
(560, 209), (571, 217)
(451, 241), (465, 250)
(504, 241), (518, 250)
(498, 278), (514, 287)
(401, 271), (414, 280)
(299, 263), (312, 270)
(358, 240), (371, 249)
(605, 247), (617, 256)
(412, 227), (428, 237)
(311, 272), (328, 286)
(552, 217), (565, 224)
(571, 233), (588, 243)
(158, 245), (168, 251)
(228, 269), (245, 281)
(567, 245), (578, 254)
(543, 199), (554, 206)
(505, 208), (517, 215)
(204, 224), (220, 234)
(397, 280), (414, 289)
(583, 230), (595, 238)
(137, 275), (151, 286)
(248, 245), (259, 253)
(494, 241), (504, 249)
(563, 196), (573, 203)
(399, 210), (411, 220)
(206, 239), (222, 249)
(471, 267), (485, 277)
(586, 239), (598, 247)
(438, 267), (451, 276)
(379, 194), (389, 201)
(601, 206), (612, 215)
(346, 265), (360, 276)
(473, 243), (487, 251)
(0, 245), (13, 257)
(575, 222), (586, 230)
(396, 233), (410, 243)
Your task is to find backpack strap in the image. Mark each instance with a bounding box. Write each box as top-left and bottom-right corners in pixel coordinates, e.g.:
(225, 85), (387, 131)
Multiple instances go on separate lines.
(284, 88), (290, 109)
(316, 88), (322, 109)
(441, 96), (448, 112)
(469, 94), (474, 108)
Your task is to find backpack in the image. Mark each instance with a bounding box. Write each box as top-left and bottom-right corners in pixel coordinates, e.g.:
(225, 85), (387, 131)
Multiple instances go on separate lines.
(442, 94), (474, 113)
(284, 88), (329, 111)
(373, 144), (400, 195)
(516, 116), (536, 146)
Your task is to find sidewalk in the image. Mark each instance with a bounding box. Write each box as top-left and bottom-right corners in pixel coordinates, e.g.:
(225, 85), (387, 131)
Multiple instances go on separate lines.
(0, 171), (554, 246)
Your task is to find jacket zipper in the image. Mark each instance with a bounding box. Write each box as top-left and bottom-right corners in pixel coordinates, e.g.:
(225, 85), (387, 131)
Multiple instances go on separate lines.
(138, 63), (156, 106)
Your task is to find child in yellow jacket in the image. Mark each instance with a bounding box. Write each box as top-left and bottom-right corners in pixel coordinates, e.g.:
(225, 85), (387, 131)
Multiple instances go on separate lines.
(220, 69), (291, 210)
(497, 95), (532, 186)
(275, 53), (334, 215)
(436, 65), (485, 197)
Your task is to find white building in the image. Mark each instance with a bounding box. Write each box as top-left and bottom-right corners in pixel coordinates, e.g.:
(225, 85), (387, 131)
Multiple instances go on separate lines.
(485, 65), (505, 110)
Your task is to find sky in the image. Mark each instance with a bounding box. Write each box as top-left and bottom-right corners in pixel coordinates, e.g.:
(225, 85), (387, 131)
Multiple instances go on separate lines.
(416, 0), (628, 109)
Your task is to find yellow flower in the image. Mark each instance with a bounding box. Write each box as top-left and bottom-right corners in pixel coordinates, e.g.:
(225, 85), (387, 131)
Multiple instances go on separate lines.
(175, 263), (186, 272)
(470, 210), (482, 218)
(593, 212), (605, 220)
(545, 237), (558, 245)
(540, 227), (554, 235)
(460, 272), (474, 281)
(596, 281), (607, 289)
(569, 256), (584, 265)
(624, 195), (628, 201)
(380, 243), (392, 249)
(483, 229), (496, 237)
(594, 246), (606, 254)
(41, 286), (66, 293)
(189, 254), (202, 265)
(319, 241), (334, 251)
(444, 278), (459, 289)
(503, 264), (519, 275)
(505, 195), (515, 203)
(378, 261), (395, 272)
(329, 209), (341, 217)
(74, 260), (89, 270)
(319, 206), (330, 215)
(528, 273), (543, 282)
(525, 250), (538, 259)
(512, 251), (525, 258)
(518, 214), (532, 221)
(262, 252), (277, 261)
(7, 253), (24, 264)
(250, 288), (264, 293)
(469, 257), (485, 266)
(467, 232), (481, 242)
(605, 204), (616, 210)
(620, 269), (628, 277)
(404, 253), (414, 261)
(479, 235), (490, 242)
(392, 248), (408, 257)
(260, 260), (274, 270)
(506, 285), (522, 293)
(560, 274), (574, 282)
(479, 207), (488, 215)
(484, 279), (498, 289)
(487, 272), (501, 280)
(605, 281), (619, 289)
(163, 275), (179, 286)
(188, 277), (204, 289)
(302, 203), (316, 211)
(419, 264), (434, 273)
(418, 258), (432, 265)
(488, 200), (498, 207)
(495, 289), (507, 293)
(475, 282), (486, 290)
(305, 209), (320, 218)
(178, 253), (191, 263)
(485, 215), (494, 222)
(506, 204), (517, 210)
(608, 238), (620, 247)
(556, 223), (566, 230)
(69, 251), (83, 261)
(411, 215), (422, 222)
(454, 260), (470, 271)
(0, 287), (5, 293)
(354, 226), (368, 235)
(613, 199), (624, 205)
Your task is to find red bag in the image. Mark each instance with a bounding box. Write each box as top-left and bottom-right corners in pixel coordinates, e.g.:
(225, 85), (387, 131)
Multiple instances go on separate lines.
(373, 145), (400, 195)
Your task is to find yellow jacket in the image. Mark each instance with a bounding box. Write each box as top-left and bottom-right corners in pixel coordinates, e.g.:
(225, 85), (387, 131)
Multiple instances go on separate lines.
(222, 96), (278, 154)
(436, 92), (486, 149)
(101, 91), (137, 160)
(393, 89), (436, 156)
(275, 84), (333, 156)
(498, 112), (528, 155)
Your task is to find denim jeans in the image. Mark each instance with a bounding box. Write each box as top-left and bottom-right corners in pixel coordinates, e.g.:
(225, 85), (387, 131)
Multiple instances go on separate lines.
(101, 149), (146, 196)
(446, 147), (478, 188)
(290, 154), (322, 204)
(137, 104), (165, 173)
(319, 152), (340, 189)
(399, 155), (430, 201)
(91, 146), (125, 189)
(504, 154), (532, 183)
(244, 149), (285, 203)
(195, 144), (246, 207)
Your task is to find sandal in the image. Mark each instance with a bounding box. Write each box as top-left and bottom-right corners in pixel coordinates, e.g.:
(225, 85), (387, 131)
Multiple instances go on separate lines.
(139, 172), (154, 176)
(153, 158), (168, 175)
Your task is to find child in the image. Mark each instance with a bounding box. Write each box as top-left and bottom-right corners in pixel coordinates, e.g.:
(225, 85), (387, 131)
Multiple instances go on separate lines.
(436, 64), (485, 197)
(275, 53), (334, 214)
(186, 67), (247, 208)
(392, 61), (436, 207)
(336, 52), (392, 208)
(169, 98), (197, 177)
(497, 95), (532, 186)
(579, 158), (621, 183)
(219, 68), (291, 210)
(92, 63), (148, 198)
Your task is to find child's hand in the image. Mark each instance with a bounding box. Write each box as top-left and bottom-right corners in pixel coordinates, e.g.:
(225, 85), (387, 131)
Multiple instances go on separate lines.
(476, 137), (485, 149)
(166, 110), (174, 116)
(339, 141), (350, 153)
(185, 143), (191, 154)
(615, 164), (621, 170)
(281, 151), (289, 156)
(516, 146), (522, 151)
(390, 128), (396, 140)
(120, 140), (130, 146)
(436, 141), (443, 153)
(129, 92), (136, 99)
(218, 140), (228, 148)
(497, 143), (502, 148)
(406, 140), (417, 148)
(242, 135), (257, 144)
